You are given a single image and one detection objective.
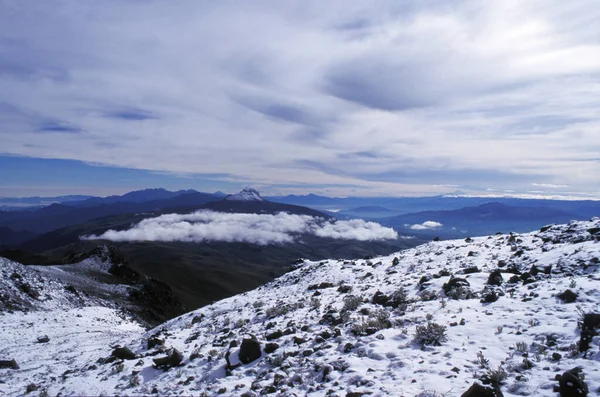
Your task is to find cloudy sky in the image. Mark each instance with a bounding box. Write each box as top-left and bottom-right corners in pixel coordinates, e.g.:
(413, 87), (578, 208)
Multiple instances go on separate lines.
(1, 1), (599, 198)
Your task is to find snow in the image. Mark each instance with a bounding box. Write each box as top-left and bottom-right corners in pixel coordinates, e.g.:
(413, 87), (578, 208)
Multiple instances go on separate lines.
(224, 187), (264, 201)
(1, 219), (600, 396)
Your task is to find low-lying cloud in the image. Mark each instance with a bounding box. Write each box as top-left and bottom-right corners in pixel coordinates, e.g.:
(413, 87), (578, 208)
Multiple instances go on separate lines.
(82, 210), (397, 245)
(408, 221), (443, 231)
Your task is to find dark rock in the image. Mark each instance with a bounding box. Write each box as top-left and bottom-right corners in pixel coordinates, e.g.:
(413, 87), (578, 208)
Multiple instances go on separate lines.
(587, 227), (600, 235)
(191, 314), (204, 324)
(153, 348), (183, 369)
(0, 359), (19, 370)
(463, 266), (480, 274)
(392, 257), (400, 265)
(552, 352), (562, 361)
(337, 285), (352, 293)
(558, 367), (588, 397)
(266, 330), (283, 341)
(147, 337), (165, 349)
(481, 291), (499, 303)
(460, 382), (503, 397)
(487, 270), (503, 286)
(419, 275), (432, 285)
(26, 384), (39, 393)
(293, 336), (307, 345)
(530, 265), (539, 276)
(64, 285), (79, 295)
(343, 343), (354, 353)
(264, 343), (279, 354)
(557, 289), (578, 303)
(433, 237), (440, 242)
(508, 275), (521, 284)
(111, 346), (137, 360)
(579, 313), (600, 352)
(372, 291), (390, 306)
(36, 335), (50, 343)
(238, 335), (261, 364)
(307, 282), (335, 291)
(540, 225), (553, 232)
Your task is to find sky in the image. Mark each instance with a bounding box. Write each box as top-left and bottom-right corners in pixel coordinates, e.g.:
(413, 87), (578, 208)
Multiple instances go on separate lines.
(1, 0), (599, 198)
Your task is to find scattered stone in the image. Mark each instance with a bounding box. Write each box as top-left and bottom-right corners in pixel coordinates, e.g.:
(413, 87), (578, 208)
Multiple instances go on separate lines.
(112, 346), (137, 360)
(36, 335), (50, 343)
(147, 337), (165, 349)
(487, 270), (503, 286)
(266, 330), (283, 341)
(558, 367), (588, 397)
(26, 384), (39, 393)
(0, 359), (19, 370)
(579, 313), (600, 352)
(153, 348), (183, 369)
(264, 343), (279, 354)
(557, 289), (578, 303)
(307, 282), (335, 291)
(238, 335), (261, 364)
(461, 382), (503, 397)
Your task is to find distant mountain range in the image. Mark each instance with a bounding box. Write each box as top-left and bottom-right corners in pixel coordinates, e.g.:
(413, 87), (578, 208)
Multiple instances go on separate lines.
(378, 202), (586, 238)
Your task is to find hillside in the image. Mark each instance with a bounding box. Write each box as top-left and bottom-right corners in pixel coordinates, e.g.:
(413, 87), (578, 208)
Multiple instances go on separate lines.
(1, 219), (599, 396)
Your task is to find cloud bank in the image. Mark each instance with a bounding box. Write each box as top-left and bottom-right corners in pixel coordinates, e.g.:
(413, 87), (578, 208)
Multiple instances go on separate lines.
(82, 211), (398, 245)
(1, 1), (599, 197)
(409, 221), (443, 231)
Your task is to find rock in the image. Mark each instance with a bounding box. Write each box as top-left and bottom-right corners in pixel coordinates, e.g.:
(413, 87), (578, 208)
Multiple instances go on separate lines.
(26, 384), (39, 393)
(111, 346), (137, 360)
(264, 343), (279, 354)
(266, 330), (283, 341)
(147, 337), (165, 349)
(191, 314), (204, 324)
(371, 291), (390, 306)
(0, 359), (19, 370)
(337, 285), (352, 293)
(36, 335), (50, 343)
(461, 382), (503, 397)
(307, 282), (335, 291)
(481, 291), (499, 303)
(558, 367), (588, 397)
(153, 348), (183, 369)
(579, 313), (600, 352)
(557, 289), (578, 303)
(487, 270), (503, 286)
(238, 334), (261, 364)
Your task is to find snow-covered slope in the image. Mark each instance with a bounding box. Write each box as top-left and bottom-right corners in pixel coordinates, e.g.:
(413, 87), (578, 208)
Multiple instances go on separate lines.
(224, 187), (264, 202)
(0, 255), (144, 396)
(2, 219), (600, 396)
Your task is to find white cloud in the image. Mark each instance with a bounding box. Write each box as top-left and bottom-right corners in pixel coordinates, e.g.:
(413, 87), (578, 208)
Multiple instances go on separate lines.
(1, 1), (599, 196)
(409, 221), (443, 230)
(82, 210), (397, 245)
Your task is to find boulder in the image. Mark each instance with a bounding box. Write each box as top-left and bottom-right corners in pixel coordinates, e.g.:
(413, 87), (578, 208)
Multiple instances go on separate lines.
(558, 367), (588, 397)
(487, 270), (503, 286)
(461, 382), (503, 397)
(36, 335), (50, 343)
(153, 348), (183, 369)
(238, 334), (261, 364)
(111, 346), (137, 360)
(557, 289), (578, 303)
(0, 359), (19, 370)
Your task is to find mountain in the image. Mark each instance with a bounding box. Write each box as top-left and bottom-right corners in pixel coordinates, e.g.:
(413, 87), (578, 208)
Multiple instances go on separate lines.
(380, 202), (586, 238)
(0, 191), (221, 236)
(2, 219), (599, 396)
(338, 205), (395, 218)
(0, 195), (95, 209)
(0, 227), (37, 247)
(66, 188), (200, 207)
(224, 187), (264, 201)
(268, 194), (600, 218)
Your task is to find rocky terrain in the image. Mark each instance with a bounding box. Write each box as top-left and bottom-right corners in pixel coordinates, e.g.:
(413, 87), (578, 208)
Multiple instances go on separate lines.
(1, 219), (600, 396)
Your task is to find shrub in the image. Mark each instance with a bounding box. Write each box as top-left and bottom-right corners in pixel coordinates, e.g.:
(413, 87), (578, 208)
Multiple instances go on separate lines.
(481, 365), (508, 387)
(342, 295), (363, 312)
(415, 322), (447, 347)
(419, 289), (438, 302)
(351, 309), (391, 336)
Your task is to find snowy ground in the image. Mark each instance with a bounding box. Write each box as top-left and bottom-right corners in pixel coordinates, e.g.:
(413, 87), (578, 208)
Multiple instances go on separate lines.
(1, 219), (600, 396)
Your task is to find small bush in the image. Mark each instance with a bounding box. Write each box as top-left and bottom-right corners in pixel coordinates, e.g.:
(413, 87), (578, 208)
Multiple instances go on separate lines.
(266, 305), (290, 318)
(419, 290), (438, 302)
(415, 322), (447, 347)
(342, 295), (363, 312)
(482, 365), (508, 387)
(351, 309), (391, 336)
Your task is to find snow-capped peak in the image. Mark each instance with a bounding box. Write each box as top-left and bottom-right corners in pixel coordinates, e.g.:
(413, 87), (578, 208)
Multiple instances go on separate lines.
(224, 187), (264, 201)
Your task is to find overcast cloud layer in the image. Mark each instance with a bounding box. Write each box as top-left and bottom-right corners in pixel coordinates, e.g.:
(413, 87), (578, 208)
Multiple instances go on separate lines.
(83, 211), (398, 245)
(1, 1), (600, 197)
